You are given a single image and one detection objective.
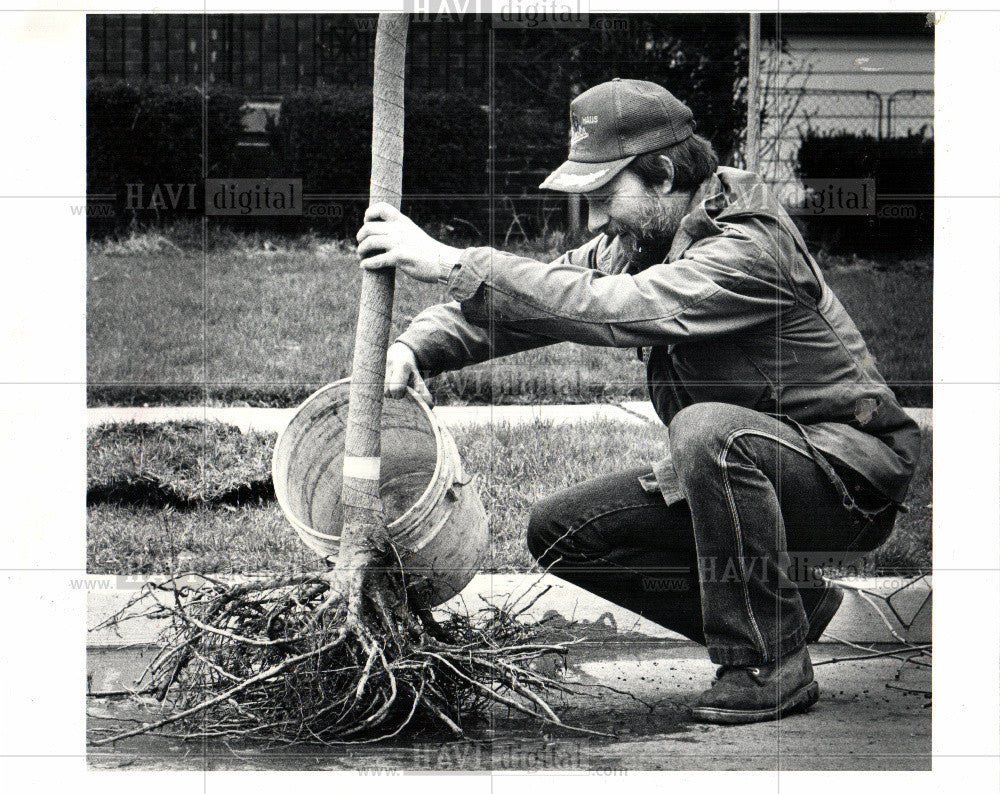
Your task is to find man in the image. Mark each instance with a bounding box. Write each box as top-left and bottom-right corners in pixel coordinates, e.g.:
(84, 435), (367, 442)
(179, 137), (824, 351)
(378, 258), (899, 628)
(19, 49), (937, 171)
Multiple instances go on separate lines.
(356, 78), (921, 724)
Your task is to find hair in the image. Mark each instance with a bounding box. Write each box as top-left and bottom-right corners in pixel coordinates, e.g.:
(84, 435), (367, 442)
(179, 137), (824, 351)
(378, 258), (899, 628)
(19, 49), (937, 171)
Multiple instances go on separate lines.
(628, 133), (719, 193)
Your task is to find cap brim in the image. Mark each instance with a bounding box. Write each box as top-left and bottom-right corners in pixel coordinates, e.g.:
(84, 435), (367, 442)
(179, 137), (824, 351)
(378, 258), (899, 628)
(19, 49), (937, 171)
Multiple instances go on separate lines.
(539, 155), (636, 193)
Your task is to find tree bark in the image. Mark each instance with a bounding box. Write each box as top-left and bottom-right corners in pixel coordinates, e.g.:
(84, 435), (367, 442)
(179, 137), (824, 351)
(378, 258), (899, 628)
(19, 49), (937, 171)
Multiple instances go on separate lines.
(334, 14), (410, 623)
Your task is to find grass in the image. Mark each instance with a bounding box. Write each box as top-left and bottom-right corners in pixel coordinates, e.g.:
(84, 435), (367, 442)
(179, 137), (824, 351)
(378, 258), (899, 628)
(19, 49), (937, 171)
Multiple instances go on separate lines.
(87, 231), (931, 407)
(87, 503), (303, 575)
(88, 422), (273, 504)
(823, 262), (931, 408)
(87, 420), (931, 576)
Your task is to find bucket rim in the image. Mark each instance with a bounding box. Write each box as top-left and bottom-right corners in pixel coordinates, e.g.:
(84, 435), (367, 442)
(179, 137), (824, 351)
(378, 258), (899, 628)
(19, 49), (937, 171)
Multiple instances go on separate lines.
(271, 378), (447, 557)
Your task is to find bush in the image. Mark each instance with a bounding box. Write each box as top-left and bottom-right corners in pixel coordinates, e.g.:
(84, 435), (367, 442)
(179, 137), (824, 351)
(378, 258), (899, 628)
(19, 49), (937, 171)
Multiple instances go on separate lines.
(87, 79), (246, 235)
(87, 36), (747, 244)
(275, 87), (489, 236)
(87, 79), (490, 239)
(794, 129), (933, 254)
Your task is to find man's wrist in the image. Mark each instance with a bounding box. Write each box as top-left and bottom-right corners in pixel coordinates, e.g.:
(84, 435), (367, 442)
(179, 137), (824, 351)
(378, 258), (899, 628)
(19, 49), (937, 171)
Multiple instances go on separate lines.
(436, 244), (464, 284)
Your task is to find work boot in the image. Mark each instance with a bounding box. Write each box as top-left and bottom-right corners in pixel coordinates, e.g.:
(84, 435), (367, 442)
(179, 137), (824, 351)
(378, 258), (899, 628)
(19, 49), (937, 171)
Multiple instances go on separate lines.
(803, 583), (845, 643)
(690, 644), (819, 725)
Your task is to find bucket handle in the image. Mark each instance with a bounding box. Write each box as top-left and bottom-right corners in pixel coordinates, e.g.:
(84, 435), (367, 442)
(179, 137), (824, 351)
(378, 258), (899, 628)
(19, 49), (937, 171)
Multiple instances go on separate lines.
(446, 470), (477, 502)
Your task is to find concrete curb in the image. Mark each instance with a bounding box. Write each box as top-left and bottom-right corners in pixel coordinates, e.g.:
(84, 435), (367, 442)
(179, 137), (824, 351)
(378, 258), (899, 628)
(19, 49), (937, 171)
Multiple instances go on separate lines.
(86, 403), (932, 433)
(87, 573), (930, 648)
(620, 402), (934, 432)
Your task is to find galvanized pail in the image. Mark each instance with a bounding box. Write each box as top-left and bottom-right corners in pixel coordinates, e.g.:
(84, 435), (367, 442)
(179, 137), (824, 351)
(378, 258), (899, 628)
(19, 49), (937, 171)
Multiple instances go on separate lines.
(272, 379), (488, 605)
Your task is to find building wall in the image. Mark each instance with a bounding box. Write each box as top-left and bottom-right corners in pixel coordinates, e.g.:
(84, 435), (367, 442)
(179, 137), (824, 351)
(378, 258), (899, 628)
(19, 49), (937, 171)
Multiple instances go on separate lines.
(775, 34), (933, 94)
(759, 32), (933, 185)
(86, 14), (489, 96)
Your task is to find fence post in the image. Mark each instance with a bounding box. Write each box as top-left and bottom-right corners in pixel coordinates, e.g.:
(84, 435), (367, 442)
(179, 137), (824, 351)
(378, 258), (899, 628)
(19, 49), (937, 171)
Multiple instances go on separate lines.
(568, 194), (580, 238)
(746, 14), (762, 174)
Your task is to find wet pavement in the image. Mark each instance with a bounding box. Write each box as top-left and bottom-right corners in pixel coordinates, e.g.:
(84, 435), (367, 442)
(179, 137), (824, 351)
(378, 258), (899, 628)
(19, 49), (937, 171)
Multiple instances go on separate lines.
(87, 640), (930, 772)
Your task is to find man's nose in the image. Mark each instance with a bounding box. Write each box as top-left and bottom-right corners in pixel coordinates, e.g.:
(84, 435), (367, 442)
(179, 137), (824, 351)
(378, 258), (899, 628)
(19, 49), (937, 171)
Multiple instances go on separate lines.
(587, 202), (609, 234)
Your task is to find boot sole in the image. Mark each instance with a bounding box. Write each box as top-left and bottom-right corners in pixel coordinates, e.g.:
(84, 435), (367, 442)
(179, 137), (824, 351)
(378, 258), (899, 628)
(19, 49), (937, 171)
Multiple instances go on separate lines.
(690, 680), (820, 725)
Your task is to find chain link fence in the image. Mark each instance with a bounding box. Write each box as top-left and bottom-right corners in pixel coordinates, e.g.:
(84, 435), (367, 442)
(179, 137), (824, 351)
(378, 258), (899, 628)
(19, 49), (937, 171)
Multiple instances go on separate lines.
(886, 90), (934, 137)
(756, 88), (933, 190)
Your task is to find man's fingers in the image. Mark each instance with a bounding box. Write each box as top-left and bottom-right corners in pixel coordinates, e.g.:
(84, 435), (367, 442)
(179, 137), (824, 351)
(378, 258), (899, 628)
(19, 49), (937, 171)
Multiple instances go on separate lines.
(385, 372), (408, 398)
(384, 357), (433, 405)
(356, 234), (387, 258)
(364, 203), (400, 223)
(360, 252), (395, 270)
(412, 372), (434, 406)
(356, 220), (390, 244)
(384, 350), (412, 398)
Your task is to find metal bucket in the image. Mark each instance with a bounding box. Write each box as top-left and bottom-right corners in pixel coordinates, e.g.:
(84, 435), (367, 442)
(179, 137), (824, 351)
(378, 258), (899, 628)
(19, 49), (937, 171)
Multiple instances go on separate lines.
(272, 379), (488, 605)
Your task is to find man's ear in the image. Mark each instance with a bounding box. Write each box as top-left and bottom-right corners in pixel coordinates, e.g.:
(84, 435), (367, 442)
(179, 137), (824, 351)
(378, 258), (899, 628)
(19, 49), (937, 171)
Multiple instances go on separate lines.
(657, 154), (675, 194)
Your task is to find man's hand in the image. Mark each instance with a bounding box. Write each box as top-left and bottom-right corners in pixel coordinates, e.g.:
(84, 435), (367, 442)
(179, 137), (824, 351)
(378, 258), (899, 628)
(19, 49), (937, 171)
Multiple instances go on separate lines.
(384, 342), (434, 405)
(357, 203), (462, 284)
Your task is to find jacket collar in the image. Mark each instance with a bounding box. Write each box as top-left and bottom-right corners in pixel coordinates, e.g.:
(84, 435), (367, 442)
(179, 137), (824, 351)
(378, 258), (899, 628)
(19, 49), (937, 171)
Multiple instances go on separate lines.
(666, 167), (782, 263)
(666, 174), (724, 263)
(602, 167), (779, 272)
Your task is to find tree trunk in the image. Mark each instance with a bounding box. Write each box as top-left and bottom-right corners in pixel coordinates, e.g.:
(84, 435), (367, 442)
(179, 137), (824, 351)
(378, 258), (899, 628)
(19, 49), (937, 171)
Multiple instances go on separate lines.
(334, 14), (410, 624)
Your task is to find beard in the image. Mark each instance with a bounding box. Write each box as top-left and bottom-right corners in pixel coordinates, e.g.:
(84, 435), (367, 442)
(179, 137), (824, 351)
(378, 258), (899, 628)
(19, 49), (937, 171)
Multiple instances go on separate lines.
(606, 195), (689, 272)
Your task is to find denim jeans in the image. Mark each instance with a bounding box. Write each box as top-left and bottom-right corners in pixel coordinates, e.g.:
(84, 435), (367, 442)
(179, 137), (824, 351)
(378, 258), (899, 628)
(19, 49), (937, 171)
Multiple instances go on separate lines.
(526, 402), (898, 666)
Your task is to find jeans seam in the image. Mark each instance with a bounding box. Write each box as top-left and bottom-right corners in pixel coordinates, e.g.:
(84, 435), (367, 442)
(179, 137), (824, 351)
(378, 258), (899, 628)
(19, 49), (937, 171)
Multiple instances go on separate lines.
(534, 502), (662, 568)
(716, 432), (768, 658)
(723, 428), (876, 550)
(725, 428), (813, 462)
(574, 501), (665, 533)
(715, 428), (814, 659)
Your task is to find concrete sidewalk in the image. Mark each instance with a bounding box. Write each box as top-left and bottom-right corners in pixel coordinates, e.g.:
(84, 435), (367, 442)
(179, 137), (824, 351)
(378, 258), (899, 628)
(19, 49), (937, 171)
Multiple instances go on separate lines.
(87, 402), (933, 434)
(87, 638), (931, 770)
(87, 573), (931, 770)
(87, 572), (931, 647)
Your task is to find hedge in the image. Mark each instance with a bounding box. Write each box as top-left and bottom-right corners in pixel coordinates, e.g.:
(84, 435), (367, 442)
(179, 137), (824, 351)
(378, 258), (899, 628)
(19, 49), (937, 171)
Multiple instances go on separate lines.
(86, 79), (492, 238)
(87, 79), (246, 235)
(794, 129), (933, 254)
(88, 67), (747, 243)
(274, 87), (489, 237)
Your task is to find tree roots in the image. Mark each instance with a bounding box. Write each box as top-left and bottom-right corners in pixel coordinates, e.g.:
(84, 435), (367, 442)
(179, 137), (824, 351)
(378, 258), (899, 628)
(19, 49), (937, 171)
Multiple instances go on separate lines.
(89, 567), (605, 746)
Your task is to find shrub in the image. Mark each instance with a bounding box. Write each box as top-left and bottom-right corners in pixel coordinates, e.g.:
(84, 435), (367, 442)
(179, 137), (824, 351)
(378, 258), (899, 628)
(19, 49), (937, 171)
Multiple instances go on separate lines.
(87, 80), (491, 239)
(87, 78), (246, 235)
(275, 87), (489, 236)
(794, 128), (933, 254)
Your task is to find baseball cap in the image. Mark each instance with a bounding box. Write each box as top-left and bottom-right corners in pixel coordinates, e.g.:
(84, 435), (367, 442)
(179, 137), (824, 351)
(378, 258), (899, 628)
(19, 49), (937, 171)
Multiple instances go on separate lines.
(540, 78), (695, 194)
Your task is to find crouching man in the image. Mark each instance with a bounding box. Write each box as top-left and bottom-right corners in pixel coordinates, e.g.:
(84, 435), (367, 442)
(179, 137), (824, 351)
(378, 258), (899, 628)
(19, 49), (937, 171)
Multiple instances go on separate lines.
(356, 79), (920, 724)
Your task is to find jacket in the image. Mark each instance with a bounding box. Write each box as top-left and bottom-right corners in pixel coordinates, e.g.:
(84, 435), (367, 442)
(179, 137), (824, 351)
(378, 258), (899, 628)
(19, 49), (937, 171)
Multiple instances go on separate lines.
(396, 167), (922, 507)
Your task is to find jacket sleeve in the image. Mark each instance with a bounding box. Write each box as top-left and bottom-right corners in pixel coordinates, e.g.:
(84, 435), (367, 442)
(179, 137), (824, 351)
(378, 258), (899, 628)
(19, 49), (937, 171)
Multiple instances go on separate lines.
(445, 230), (788, 348)
(394, 301), (555, 378)
(394, 235), (611, 377)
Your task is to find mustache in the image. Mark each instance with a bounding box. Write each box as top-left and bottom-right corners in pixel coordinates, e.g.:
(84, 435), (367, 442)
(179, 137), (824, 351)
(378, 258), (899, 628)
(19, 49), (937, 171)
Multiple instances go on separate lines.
(606, 216), (671, 244)
(604, 204), (679, 270)
(605, 201), (677, 241)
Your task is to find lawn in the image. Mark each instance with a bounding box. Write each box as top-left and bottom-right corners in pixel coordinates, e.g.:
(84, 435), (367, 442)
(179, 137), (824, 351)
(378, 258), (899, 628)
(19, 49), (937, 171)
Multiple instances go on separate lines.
(87, 420), (931, 576)
(87, 232), (932, 407)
